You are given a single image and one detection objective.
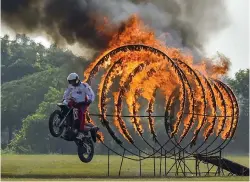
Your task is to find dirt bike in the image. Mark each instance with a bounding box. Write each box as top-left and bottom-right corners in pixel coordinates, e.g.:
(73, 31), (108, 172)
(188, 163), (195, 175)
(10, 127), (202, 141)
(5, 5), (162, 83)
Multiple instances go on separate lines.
(48, 102), (98, 163)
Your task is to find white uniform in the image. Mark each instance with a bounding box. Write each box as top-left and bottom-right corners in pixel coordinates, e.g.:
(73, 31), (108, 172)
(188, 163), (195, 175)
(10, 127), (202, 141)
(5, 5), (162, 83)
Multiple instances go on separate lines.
(63, 82), (95, 104)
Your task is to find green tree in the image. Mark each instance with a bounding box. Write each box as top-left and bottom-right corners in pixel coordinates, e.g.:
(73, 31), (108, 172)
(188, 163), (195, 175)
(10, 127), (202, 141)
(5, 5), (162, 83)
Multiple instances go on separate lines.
(1, 34), (82, 83)
(1, 68), (67, 143)
(227, 69), (249, 154)
(1, 33), (89, 146)
(8, 87), (66, 153)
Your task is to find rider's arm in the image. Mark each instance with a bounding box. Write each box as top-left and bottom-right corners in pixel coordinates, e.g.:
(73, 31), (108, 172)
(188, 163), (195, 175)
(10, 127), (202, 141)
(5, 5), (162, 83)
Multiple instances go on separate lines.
(82, 83), (95, 103)
(63, 87), (71, 103)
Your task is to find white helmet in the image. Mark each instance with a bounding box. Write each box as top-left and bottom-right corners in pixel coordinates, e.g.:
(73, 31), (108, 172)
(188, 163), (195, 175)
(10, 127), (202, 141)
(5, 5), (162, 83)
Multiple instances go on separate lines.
(67, 73), (80, 86)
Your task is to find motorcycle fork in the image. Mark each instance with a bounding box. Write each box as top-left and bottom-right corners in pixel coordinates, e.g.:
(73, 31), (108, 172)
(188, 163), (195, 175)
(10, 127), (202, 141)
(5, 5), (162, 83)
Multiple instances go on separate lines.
(58, 108), (72, 128)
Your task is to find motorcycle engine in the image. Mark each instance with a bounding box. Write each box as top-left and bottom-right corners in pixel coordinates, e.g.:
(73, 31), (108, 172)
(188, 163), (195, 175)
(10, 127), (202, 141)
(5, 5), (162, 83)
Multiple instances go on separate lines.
(61, 127), (77, 141)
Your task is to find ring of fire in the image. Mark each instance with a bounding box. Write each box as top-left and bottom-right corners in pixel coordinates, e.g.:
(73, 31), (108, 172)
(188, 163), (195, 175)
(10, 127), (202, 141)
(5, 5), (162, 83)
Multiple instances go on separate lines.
(84, 44), (239, 158)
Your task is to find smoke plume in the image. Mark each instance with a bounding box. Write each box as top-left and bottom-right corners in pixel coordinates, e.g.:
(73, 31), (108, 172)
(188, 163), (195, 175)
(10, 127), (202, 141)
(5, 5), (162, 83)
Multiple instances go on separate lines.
(2, 0), (230, 55)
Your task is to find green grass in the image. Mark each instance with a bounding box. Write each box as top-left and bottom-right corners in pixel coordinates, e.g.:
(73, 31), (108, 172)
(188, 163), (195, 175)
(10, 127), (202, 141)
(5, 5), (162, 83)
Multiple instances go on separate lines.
(1, 154), (249, 181)
(1, 176), (250, 181)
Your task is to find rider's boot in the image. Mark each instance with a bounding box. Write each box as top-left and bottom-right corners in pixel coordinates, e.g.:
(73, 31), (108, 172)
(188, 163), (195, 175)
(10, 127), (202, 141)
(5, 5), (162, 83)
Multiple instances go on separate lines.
(76, 132), (85, 140)
(90, 126), (99, 143)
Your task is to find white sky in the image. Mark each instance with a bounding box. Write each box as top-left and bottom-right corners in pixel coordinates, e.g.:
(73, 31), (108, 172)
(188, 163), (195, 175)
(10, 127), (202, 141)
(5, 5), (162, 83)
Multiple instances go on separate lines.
(205, 0), (250, 77)
(1, 0), (249, 78)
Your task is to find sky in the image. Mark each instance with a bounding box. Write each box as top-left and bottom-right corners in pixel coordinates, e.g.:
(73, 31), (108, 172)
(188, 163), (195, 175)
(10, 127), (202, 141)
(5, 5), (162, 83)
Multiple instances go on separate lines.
(205, 0), (249, 77)
(1, 0), (249, 78)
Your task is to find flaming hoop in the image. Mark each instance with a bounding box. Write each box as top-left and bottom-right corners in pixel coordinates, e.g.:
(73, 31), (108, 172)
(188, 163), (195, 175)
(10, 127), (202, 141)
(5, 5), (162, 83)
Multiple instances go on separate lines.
(84, 44), (239, 160)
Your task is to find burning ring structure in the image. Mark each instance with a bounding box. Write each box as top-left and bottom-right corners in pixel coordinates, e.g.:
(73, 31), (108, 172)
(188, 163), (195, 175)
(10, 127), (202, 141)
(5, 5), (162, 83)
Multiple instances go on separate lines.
(84, 44), (246, 176)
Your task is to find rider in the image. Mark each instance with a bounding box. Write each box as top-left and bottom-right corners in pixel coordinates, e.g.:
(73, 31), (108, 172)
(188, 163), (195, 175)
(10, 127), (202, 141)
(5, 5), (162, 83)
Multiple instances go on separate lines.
(62, 72), (98, 141)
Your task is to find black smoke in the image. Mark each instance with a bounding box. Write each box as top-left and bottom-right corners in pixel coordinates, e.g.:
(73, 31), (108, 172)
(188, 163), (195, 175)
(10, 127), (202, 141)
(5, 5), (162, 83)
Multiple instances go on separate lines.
(2, 0), (230, 54)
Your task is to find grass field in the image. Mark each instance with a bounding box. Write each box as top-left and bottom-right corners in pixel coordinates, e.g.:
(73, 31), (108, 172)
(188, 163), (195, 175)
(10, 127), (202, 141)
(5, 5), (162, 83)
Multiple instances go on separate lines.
(1, 154), (249, 181)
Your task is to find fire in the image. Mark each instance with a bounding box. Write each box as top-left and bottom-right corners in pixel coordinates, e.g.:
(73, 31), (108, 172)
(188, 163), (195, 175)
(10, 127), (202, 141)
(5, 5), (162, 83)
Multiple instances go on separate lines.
(83, 14), (235, 145)
(214, 81), (234, 139)
(211, 81), (226, 136)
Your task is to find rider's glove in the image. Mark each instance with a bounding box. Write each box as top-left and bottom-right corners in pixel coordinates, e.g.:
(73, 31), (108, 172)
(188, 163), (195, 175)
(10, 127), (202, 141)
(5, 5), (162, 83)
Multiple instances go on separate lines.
(63, 100), (68, 105)
(85, 100), (92, 105)
(68, 100), (76, 108)
(85, 95), (92, 105)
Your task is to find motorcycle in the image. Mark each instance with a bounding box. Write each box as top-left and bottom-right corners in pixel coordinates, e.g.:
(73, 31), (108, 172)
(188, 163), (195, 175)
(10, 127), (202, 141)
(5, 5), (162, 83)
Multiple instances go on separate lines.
(48, 102), (98, 163)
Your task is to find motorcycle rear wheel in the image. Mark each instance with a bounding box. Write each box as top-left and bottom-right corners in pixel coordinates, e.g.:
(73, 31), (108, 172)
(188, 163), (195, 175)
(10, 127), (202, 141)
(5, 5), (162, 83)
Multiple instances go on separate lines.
(77, 138), (94, 163)
(49, 110), (64, 137)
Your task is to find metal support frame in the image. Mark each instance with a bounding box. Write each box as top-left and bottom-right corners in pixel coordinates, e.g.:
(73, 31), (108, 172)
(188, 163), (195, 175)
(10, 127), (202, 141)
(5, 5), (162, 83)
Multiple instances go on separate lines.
(119, 149), (126, 176)
(153, 148), (156, 177)
(83, 44), (242, 178)
(194, 148), (232, 177)
(104, 147), (232, 177)
(164, 150), (167, 176)
(160, 148), (162, 176)
(139, 150), (142, 177)
(107, 148), (110, 177)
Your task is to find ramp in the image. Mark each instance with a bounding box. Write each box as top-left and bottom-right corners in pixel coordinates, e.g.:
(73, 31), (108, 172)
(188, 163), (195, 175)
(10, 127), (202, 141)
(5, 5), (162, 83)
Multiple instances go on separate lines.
(194, 155), (249, 176)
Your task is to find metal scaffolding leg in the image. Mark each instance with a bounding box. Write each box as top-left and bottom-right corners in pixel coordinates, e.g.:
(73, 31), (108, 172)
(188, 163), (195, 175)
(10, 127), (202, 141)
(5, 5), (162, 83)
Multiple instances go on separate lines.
(154, 148), (156, 177)
(195, 155), (198, 177)
(139, 150), (142, 177)
(165, 150), (167, 176)
(174, 149), (178, 176)
(218, 149), (222, 176)
(183, 150), (186, 176)
(119, 149), (126, 176)
(160, 148), (162, 176)
(108, 148), (110, 177)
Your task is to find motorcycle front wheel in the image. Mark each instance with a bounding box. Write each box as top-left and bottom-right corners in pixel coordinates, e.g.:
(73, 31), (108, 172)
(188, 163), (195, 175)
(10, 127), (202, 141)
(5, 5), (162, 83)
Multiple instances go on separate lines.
(77, 138), (94, 163)
(49, 110), (64, 137)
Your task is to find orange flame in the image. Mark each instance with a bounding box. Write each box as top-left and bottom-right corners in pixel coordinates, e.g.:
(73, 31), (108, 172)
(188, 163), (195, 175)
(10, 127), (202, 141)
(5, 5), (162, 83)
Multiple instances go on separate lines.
(84, 14), (232, 144)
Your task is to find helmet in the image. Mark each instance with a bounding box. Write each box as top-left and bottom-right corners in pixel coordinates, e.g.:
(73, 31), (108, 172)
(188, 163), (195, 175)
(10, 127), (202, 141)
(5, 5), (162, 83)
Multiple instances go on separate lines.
(67, 73), (80, 86)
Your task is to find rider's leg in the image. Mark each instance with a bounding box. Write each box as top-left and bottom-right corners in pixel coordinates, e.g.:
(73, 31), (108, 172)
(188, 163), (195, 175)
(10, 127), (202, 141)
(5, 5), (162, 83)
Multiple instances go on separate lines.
(79, 104), (89, 132)
(84, 117), (99, 143)
(76, 104), (89, 139)
(76, 104), (99, 142)
(73, 119), (80, 133)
